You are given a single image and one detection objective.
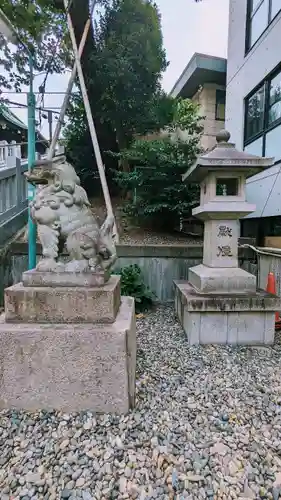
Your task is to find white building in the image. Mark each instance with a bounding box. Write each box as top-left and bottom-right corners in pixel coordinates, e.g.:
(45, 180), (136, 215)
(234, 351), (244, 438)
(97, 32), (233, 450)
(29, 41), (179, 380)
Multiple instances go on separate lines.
(226, 0), (281, 245)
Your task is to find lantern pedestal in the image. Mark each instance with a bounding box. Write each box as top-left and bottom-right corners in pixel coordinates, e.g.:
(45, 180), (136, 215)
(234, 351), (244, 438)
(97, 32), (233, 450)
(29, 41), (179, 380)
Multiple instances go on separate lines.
(174, 282), (279, 345)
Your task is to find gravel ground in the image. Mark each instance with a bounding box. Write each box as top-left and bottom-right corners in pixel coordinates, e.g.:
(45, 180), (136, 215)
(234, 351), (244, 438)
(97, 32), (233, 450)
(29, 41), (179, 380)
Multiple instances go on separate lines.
(120, 231), (202, 245)
(1, 306), (281, 500)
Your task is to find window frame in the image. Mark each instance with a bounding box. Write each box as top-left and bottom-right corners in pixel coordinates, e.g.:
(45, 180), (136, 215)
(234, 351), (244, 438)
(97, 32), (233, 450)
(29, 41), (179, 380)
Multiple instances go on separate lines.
(244, 63), (281, 160)
(268, 72), (281, 126)
(245, 0), (281, 54)
(244, 83), (266, 141)
(215, 89), (226, 121)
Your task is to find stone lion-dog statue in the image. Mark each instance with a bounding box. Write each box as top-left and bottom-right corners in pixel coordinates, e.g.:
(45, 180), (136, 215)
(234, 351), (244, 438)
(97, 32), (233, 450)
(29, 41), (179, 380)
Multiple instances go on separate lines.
(25, 155), (117, 273)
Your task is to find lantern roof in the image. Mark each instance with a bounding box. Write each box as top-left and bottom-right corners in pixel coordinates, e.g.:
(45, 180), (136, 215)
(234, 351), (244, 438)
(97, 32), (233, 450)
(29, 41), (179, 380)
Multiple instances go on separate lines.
(183, 130), (274, 183)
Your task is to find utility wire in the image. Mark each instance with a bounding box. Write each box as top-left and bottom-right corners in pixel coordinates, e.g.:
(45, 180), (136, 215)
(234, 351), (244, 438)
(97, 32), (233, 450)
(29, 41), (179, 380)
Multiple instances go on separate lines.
(2, 99), (65, 112)
(1, 91), (78, 95)
(0, 139), (49, 147)
(8, 106), (64, 110)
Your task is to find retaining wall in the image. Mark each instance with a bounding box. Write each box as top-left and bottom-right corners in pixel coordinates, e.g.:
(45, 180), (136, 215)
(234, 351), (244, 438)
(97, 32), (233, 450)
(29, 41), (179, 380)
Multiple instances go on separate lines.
(0, 242), (256, 305)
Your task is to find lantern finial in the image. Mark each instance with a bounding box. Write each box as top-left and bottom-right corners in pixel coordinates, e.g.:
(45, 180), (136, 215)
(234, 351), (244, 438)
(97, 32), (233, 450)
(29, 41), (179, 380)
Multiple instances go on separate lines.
(216, 129), (230, 143)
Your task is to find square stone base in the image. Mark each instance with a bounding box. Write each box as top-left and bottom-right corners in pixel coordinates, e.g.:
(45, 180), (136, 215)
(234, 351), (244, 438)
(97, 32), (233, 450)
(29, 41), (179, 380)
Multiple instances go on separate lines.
(5, 276), (121, 324)
(174, 282), (280, 345)
(0, 297), (136, 413)
(22, 269), (110, 287)
(189, 264), (256, 294)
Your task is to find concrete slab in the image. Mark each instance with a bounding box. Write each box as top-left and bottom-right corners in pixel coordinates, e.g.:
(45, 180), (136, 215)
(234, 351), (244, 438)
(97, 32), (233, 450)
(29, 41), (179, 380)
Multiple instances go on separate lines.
(174, 282), (277, 345)
(5, 275), (121, 324)
(22, 269), (110, 287)
(189, 264), (256, 294)
(0, 297), (136, 413)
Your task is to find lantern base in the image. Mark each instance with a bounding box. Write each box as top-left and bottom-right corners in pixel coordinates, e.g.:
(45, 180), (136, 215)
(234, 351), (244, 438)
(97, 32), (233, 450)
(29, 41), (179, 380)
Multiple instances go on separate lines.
(174, 281), (279, 345)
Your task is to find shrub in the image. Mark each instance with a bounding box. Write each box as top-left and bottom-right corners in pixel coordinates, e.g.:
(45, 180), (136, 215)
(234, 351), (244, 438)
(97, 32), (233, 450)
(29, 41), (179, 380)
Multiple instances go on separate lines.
(110, 98), (203, 230)
(115, 264), (154, 312)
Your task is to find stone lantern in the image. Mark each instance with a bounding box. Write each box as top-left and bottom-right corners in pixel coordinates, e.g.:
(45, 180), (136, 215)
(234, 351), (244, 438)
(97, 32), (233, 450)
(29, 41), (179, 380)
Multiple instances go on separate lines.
(174, 130), (280, 345)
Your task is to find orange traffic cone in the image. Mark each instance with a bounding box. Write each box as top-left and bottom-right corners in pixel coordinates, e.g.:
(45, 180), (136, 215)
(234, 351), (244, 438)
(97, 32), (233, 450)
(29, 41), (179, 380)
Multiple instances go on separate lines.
(266, 272), (281, 330)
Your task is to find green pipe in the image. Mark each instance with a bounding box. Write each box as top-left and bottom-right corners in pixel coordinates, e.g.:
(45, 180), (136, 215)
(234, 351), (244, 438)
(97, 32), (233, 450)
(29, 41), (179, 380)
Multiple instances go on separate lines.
(27, 52), (36, 270)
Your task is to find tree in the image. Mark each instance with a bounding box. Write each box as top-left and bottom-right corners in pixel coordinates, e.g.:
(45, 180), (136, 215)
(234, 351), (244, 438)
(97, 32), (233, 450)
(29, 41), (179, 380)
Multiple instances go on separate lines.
(0, 0), (202, 94)
(0, 0), (69, 91)
(1, 0), (169, 176)
(63, 0), (169, 179)
(63, 88), (175, 186)
(91, 0), (168, 152)
(63, 92), (119, 197)
(110, 98), (203, 229)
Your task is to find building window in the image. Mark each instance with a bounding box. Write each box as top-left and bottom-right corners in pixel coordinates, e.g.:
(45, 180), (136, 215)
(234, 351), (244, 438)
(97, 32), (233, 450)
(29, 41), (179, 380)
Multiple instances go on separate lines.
(244, 136), (263, 156)
(215, 90), (226, 121)
(269, 72), (281, 124)
(246, 0), (281, 52)
(271, 0), (281, 19)
(245, 85), (265, 140)
(244, 66), (281, 162)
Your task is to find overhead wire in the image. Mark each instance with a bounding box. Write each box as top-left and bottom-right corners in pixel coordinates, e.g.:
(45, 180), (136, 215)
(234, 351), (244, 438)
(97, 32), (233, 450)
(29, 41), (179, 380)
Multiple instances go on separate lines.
(0, 139), (49, 148)
(1, 91), (78, 94)
(2, 99), (65, 112)
(7, 106), (64, 110)
(1, 0), (90, 147)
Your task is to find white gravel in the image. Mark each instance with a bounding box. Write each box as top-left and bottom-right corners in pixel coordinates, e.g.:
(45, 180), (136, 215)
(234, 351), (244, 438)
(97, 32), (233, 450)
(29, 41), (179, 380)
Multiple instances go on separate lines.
(1, 306), (281, 500)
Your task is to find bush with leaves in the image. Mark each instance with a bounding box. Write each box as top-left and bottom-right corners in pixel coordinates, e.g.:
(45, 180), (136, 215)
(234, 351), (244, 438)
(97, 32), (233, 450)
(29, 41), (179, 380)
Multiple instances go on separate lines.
(110, 99), (203, 229)
(115, 264), (154, 312)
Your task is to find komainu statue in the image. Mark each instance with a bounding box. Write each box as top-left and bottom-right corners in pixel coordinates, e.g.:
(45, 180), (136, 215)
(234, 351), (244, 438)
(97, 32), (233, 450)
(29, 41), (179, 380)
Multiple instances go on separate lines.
(26, 155), (117, 273)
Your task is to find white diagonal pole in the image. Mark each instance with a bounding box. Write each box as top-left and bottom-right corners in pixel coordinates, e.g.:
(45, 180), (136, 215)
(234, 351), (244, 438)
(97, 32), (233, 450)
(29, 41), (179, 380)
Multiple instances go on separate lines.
(48, 0), (96, 159)
(64, 1), (119, 241)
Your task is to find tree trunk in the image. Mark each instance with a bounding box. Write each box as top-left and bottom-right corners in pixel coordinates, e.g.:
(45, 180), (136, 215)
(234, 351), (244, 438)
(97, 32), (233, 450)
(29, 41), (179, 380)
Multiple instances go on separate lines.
(115, 129), (132, 200)
(116, 128), (130, 172)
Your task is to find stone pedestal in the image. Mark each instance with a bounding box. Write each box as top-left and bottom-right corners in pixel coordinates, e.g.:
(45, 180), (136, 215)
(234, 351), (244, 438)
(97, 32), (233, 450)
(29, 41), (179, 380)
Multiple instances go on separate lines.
(0, 270), (136, 413)
(175, 281), (279, 345)
(175, 130), (279, 345)
(5, 276), (121, 324)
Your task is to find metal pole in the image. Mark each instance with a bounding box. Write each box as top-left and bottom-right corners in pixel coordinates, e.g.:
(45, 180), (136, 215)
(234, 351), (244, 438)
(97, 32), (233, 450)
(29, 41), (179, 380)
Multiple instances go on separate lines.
(48, 110), (53, 142)
(63, 0), (118, 241)
(48, 0), (96, 159)
(27, 52), (37, 270)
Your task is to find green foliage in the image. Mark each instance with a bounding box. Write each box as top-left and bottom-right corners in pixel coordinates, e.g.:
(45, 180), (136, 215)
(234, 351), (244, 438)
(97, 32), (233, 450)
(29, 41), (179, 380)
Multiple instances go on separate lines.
(63, 93), (119, 195)
(110, 98), (203, 229)
(63, 0), (170, 177)
(115, 264), (154, 312)
(1, 0), (169, 185)
(63, 95), (94, 181)
(0, 0), (69, 91)
(167, 98), (203, 134)
(86, 0), (168, 149)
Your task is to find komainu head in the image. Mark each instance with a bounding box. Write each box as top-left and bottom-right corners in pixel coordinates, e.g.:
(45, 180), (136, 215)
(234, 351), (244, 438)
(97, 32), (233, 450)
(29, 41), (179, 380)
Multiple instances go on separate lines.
(25, 155), (81, 187)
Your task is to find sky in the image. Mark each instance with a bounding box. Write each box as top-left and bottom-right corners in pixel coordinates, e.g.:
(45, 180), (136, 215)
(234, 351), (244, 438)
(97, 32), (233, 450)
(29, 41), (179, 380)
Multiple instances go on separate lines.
(2, 0), (229, 140)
